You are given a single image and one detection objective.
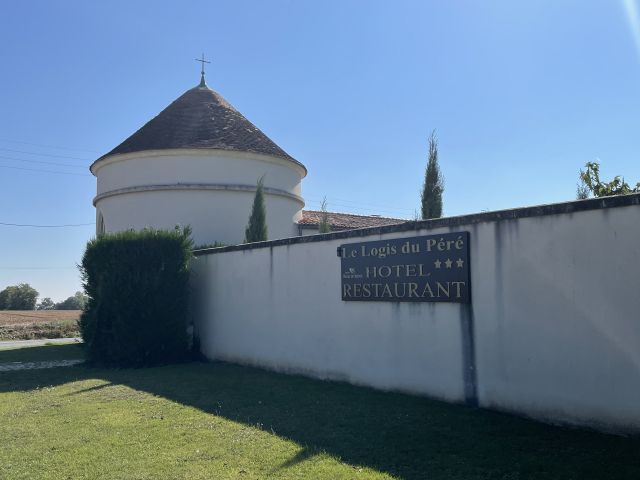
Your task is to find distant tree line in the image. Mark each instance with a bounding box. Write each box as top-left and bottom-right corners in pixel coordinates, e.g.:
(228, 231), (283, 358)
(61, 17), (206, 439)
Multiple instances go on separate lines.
(0, 283), (87, 311)
(38, 291), (88, 310)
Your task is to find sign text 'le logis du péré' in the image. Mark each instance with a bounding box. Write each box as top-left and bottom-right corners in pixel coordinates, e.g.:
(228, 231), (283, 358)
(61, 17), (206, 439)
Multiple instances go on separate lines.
(339, 232), (470, 303)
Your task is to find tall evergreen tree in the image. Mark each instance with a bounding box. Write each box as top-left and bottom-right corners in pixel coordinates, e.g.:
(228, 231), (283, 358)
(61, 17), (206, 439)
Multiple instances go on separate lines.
(421, 130), (444, 219)
(244, 176), (268, 243)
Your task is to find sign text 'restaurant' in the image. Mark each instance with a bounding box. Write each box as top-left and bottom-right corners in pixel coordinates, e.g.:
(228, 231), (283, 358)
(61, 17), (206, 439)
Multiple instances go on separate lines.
(339, 232), (470, 303)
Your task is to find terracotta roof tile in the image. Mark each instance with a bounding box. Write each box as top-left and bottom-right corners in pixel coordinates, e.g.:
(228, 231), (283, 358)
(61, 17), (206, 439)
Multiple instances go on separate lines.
(299, 210), (406, 230)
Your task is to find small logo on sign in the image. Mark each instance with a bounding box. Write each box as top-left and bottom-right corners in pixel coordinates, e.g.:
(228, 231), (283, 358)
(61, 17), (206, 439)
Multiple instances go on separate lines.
(343, 267), (363, 279)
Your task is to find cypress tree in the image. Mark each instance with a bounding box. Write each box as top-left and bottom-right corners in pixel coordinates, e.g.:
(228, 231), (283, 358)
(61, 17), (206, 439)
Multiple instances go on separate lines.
(244, 176), (268, 242)
(421, 130), (444, 219)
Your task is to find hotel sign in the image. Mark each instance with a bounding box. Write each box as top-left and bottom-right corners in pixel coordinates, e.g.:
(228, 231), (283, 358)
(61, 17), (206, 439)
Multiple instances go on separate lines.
(339, 232), (470, 303)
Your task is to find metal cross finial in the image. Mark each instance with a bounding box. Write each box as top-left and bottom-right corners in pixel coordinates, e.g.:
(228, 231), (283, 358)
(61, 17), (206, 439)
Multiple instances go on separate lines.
(195, 53), (211, 87)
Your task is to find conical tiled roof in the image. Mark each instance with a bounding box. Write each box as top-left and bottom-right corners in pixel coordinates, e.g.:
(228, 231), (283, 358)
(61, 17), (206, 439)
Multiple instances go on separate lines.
(95, 82), (301, 167)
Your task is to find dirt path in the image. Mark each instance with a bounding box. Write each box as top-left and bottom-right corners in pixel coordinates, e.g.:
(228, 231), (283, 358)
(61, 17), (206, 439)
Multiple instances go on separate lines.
(0, 337), (82, 350)
(0, 359), (83, 371)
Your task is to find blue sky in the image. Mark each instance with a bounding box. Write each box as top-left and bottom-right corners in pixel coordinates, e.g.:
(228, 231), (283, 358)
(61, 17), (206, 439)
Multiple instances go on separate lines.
(1, 0), (639, 301)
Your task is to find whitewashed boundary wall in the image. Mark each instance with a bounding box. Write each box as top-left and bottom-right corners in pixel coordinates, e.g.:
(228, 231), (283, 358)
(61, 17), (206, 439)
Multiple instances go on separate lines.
(194, 194), (640, 433)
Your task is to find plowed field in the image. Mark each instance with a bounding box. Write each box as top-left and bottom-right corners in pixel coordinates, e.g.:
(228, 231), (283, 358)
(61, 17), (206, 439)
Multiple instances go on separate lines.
(0, 310), (81, 340)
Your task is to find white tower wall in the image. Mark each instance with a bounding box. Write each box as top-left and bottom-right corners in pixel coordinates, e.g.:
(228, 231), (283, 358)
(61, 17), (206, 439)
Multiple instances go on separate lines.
(92, 149), (305, 245)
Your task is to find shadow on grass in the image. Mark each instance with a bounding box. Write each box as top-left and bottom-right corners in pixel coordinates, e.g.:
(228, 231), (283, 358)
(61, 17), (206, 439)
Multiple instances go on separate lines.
(0, 343), (84, 363)
(1, 344), (640, 480)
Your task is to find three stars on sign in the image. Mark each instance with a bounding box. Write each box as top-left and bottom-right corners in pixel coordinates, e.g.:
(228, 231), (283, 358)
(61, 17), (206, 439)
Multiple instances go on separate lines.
(434, 258), (464, 269)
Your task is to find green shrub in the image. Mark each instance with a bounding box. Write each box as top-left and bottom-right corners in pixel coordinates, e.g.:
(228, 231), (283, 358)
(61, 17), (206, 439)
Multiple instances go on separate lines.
(79, 228), (193, 367)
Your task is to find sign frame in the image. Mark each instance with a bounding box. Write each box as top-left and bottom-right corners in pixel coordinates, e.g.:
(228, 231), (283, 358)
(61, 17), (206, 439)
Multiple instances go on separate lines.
(339, 232), (471, 303)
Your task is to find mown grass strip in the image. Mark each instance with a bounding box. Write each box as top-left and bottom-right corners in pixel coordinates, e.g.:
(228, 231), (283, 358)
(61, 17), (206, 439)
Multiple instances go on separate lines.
(1, 346), (639, 479)
(0, 343), (84, 363)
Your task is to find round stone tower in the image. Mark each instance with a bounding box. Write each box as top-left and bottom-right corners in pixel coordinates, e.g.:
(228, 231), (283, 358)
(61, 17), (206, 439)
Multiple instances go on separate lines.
(91, 73), (306, 245)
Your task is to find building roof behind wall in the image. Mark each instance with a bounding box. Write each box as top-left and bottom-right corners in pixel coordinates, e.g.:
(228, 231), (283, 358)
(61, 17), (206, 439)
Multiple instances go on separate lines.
(299, 210), (407, 230)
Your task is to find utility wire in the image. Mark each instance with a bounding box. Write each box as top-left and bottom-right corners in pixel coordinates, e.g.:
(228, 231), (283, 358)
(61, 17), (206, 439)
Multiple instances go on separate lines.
(306, 203), (410, 217)
(0, 267), (78, 270)
(0, 221), (94, 228)
(0, 155), (88, 169)
(0, 164), (92, 177)
(306, 196), (415, 214)
(305, 200), (410, 217)
(0, 147), (92, 161)
(306, 195), (415, 210)
(0, 138), (99, 154)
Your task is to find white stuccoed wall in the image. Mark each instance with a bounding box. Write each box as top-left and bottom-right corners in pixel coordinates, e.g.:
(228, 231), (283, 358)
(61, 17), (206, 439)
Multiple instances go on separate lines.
(471, 206), (640, 430)
(197, 240), (467, 402)
(195, 196), (640, 433)
(96, 190), (300, 246)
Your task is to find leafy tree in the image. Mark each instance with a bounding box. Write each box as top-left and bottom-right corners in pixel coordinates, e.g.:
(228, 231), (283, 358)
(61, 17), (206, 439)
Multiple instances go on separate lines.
(319, 197), (331, 234)
(37, 297), (55, 310)
(578, 162), (640, 199)
(0, 283), (39, 310)
(244, 176), (268, 243)
(55, 291), (88, 310)
(576, 177), (589, 200)
(421, 130), (444, 219)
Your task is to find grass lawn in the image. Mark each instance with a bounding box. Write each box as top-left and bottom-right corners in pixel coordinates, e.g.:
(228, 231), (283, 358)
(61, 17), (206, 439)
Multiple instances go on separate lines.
(0, 342), (84, 362)
(1, 345), (639, 479)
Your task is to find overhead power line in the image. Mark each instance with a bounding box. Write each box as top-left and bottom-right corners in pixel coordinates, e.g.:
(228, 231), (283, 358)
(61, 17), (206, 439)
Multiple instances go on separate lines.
(0, 147), (92, 161)
(305, 199), (411, 217)
(0, 266), (78, 270)
(0, 164), (92, 177)
(306, 196), (415, 214)
(0, 138), (99, 154)
(0, 221), (94, 228)
(0, 155), (88, 169)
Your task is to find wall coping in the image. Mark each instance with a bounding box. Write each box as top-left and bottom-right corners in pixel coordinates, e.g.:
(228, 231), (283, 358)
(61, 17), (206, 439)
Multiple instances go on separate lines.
(193, 193), (640, 256)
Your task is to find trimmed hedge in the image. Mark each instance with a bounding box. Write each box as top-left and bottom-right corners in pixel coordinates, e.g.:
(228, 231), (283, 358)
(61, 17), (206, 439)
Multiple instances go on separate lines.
(80, 228), (193, 367)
